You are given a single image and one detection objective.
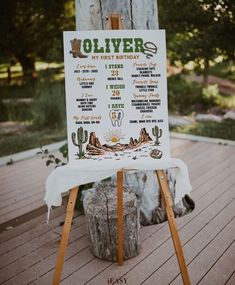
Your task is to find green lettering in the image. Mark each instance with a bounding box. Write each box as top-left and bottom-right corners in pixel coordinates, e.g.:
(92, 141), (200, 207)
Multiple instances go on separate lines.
(105, 38), (111, 53)
(83, 39), (92, 53)
(134, 38), (144, 52)
(123, 38), (133, 52)
(112, 104), (124, 108)
(93, 38), (104, 53)
(111, 38), (122, 53)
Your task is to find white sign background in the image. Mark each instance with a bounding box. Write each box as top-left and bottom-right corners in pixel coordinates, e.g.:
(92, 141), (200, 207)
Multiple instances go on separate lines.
(63, 30), (170, 168)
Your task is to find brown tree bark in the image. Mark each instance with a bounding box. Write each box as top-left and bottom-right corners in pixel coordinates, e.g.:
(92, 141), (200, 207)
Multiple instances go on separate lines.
(17, 55), (36, 80)
(202, 58), (209, 87)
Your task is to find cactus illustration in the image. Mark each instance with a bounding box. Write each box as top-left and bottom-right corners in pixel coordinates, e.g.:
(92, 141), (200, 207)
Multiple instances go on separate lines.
(152, 125), (162, 145)
(71, 127), (88, 159)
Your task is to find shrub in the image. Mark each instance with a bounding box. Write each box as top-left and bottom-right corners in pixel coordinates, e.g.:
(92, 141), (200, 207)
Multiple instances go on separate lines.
(0, 100), (8, 121)
(170, 119), (235, 141)
(209, 61), (235, 82)
(32, 82), (66, 129)
(168, 74), (202, 115)
(201, 84), (219, 108)
(0, 82), (37, 100)
(167, 74), (233, 115)
(3, 100), (33, 122)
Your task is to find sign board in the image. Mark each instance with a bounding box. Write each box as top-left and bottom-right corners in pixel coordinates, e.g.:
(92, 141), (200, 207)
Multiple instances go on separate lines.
(63, 30), (170, 168)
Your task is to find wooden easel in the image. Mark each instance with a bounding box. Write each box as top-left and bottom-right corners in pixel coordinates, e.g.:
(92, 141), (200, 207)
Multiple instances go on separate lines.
(52, 14), (190, 285)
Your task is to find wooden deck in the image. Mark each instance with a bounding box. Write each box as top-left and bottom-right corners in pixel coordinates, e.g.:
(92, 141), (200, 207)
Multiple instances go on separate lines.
(0, 137), (234, 285)
(0, 152), (58, 229)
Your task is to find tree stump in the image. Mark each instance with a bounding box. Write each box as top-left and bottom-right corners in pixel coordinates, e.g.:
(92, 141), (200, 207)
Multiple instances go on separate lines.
(111, 170), (194, 226)
(83, 181), (141, 261)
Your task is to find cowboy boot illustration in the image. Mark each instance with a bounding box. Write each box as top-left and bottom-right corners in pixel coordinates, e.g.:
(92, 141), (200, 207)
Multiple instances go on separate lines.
(70, 38), (88, 58)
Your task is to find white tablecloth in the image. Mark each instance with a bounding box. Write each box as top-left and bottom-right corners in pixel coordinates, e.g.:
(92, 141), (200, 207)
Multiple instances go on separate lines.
(44, 157), (192, 221)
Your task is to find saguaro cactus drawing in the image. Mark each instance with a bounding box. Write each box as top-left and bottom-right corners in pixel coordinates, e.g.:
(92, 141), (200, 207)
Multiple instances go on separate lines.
(152, 125), (162, 146)
(71, 127), (88, 158)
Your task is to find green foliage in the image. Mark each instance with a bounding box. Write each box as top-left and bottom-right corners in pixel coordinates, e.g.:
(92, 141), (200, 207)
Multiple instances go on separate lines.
(202, 84), (219, 107)
(0, 128), (66, 157)
(0, 82), (36, 100)
(0, 63), (65, 123)
(170, 119), (235, 141)
(158, 0), (235, 83)
(0, 63), (68, 157)
(209, 61), (235, 82)
(0, 0), (75, 78)
(0, 100), (33, 122)
(0, 100), (8, 121)
(6, 159), (14, 165)
(59, 143), (68, 160)
(168, 74), (235, 115)
(168, 74), (202, 114)
(32, 82), (66, 130)
(37, 147), (66, 168)
(201, 83), (235, 111)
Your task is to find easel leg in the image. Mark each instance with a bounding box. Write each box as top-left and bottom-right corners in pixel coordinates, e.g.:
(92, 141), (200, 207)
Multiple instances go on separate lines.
(108, 13), (124, 266)
(156, 170), (191, 285)
(117, 170), (124, 265)
(52, 187), (79, 285)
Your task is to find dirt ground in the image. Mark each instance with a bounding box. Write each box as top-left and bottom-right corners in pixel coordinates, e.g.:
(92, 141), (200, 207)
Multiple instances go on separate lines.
(186, 74), (235, 95)
(0, 121), (29, 135)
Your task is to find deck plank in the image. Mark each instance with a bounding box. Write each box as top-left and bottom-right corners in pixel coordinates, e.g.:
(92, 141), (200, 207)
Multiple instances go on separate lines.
(198, 241), (235, 285)
(0, 209), (66, 255)
(42, 155), (234, 284)
(0, 219), (86, 284)
(171, 219), (235, 285)
(225, 272), (235, 285)
(0, 139), (234, 285)
(59, 167), (235, 285)
(140, 199), (235, 285)
(84, 181), (234, 285)
(0, 214), (84, 267)
(0, 153), (57, 225)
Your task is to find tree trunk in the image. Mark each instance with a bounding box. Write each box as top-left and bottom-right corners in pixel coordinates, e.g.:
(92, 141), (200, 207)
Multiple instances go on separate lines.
(7, 66), (11, 85)
(83, 182), (141, 261)
(112, 170), (194, 226)
(75, 0), (194, 226)
(202, 58), (209, 87)
(75, 2), (159, 261)
(17, 55), (36, 80)
(75, 0), (159, 30)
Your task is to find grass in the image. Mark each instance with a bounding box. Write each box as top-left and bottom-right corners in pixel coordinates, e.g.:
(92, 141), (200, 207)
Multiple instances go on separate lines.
(168, 74), (202, 115)
(0, 61), (64, 81)
(0, 61), (64, 101)
(0, 128), (66, 157)
(0, 61), (66, 124)
(0, 83), (37, 100)
(170, 119), (235, 141)
(0, 100), (33, 121)
(0, 62), (67, 157)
